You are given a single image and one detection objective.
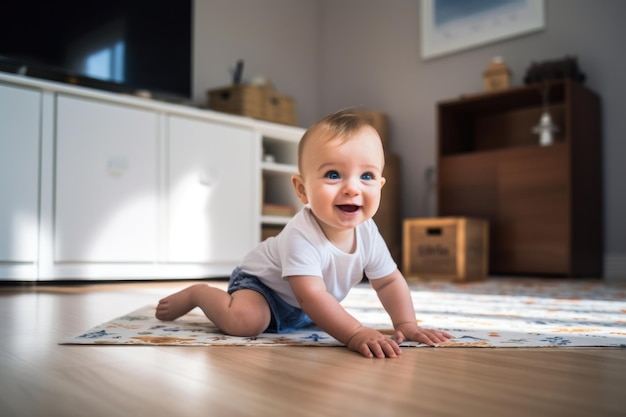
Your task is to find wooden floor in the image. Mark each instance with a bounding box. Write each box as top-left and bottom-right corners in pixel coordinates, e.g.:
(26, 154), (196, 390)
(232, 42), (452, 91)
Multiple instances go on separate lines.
(1, 279), (625, 417)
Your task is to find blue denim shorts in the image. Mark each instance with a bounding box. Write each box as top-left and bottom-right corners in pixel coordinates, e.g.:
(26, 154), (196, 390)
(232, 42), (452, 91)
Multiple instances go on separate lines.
(227, 267), (313, 334)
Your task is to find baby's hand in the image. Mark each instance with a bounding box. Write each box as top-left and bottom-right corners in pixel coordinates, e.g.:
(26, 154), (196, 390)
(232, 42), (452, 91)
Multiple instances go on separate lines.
(395, 322), (453, 346)
(346, 327), (402, 358)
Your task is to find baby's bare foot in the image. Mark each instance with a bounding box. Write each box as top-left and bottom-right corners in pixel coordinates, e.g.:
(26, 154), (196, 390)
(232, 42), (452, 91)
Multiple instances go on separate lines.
(155, 286), (199, 321)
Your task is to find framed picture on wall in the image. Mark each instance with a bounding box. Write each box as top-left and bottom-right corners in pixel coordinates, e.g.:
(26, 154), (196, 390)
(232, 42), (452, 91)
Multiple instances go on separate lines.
(421, 0), (545, 60)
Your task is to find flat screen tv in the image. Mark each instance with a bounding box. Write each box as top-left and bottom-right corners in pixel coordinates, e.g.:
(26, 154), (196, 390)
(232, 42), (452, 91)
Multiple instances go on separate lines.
(0, 0), (192, 102)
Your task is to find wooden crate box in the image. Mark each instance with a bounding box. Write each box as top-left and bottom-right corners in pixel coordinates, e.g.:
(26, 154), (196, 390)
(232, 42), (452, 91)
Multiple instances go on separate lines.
(403, 217), (488, 281)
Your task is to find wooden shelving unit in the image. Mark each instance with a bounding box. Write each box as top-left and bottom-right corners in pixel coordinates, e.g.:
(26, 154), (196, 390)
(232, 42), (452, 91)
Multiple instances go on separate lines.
(437, 80), (602, 277)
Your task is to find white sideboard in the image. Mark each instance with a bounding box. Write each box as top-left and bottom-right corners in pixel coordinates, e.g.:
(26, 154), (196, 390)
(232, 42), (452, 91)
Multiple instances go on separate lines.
(0, 73), (305, 281)
(0, 83), (40, 279)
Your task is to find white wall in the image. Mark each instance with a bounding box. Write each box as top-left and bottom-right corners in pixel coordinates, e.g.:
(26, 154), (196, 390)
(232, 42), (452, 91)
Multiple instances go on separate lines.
(193, 0), (626, 278)
(192, 0), (319, 127)
(316, 0), (626, 279)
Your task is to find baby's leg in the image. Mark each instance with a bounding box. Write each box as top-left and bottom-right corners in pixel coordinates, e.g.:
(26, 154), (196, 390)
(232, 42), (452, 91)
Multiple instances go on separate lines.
(156, 283), (271, 337)
(155, 283), (207, 321)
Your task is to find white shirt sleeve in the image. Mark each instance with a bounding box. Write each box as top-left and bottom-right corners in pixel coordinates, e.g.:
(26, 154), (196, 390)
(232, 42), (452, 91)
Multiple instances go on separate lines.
(362, 219), (398, 280)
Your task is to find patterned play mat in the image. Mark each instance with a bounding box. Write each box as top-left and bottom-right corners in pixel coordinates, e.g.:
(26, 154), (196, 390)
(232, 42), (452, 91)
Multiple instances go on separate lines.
(61, 278), (626, 348)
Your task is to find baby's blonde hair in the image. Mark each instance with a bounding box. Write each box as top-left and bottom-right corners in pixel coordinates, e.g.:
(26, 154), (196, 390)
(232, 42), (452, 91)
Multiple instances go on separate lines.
(297, 110), (380, 173)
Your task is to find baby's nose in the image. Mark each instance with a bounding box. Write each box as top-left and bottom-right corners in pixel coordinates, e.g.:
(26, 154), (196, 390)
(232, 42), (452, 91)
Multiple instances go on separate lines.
(342, 177), (361, 195)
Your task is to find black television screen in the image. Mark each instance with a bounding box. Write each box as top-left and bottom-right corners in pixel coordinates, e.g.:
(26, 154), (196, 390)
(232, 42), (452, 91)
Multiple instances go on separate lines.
(0, 0), (192, 102)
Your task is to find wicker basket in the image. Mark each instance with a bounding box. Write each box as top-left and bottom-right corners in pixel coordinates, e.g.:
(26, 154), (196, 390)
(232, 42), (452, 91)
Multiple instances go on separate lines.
(207, 84), (296, 126)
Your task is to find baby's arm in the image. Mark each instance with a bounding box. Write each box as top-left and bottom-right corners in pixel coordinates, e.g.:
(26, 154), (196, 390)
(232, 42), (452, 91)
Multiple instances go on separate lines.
(371, 269), (453, 345)
(288, 275), (402, 358)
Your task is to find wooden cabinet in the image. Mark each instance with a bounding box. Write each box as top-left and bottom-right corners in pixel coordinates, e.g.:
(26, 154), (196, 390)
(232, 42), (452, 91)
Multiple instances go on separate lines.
(437, 80), (602, 277)
(0, 83), (40, 279)
(374, 153), (402, 265)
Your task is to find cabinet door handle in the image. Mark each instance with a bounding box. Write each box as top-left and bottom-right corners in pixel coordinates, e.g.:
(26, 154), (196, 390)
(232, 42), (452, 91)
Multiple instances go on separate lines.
(107, 157), (128, 177)
(199, 168), (218, 187)
(198, 175), (212, 186)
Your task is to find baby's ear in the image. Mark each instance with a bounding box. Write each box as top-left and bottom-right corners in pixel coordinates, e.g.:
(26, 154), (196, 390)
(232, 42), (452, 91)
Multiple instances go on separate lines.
(291, 174), (309, 204)
(380, 176), (387, 188)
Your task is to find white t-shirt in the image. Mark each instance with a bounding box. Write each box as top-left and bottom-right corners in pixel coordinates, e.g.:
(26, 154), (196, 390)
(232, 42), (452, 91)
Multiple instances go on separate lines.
(239, 207), (397, 307)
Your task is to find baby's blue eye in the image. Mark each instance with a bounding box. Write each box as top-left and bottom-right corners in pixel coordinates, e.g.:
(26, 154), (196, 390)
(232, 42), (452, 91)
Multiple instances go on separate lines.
(361, 172), (373, 181)
(325, 170), (340, 180)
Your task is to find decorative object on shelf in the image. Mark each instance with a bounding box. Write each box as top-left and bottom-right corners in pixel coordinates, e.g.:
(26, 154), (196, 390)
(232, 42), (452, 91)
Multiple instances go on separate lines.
(261, 145), (275, 162)
(532, 84), (559, 146)
(533, 111), (559, 146)
(232, 59), (244, 84)
(524, 56), (586, 84)
(483, 56), (511, 93)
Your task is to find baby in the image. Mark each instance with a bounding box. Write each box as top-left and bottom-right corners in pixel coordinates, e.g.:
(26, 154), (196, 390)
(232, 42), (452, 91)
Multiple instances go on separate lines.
(156, 110), (452, 358)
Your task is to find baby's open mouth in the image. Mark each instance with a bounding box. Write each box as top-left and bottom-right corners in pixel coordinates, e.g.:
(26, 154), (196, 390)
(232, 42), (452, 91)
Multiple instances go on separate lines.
(337, 205), (360, 213)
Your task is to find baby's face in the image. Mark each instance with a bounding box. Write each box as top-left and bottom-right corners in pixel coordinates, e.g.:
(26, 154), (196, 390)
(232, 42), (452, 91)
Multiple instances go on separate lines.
(293, 125), (386, 240)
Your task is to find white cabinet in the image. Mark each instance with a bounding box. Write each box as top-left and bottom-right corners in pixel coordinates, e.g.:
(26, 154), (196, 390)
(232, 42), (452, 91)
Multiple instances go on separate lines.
(0, 72), (305, 280)
(55, 95), (159, 262)
(0, 83), (40, 276)
(258, 125), (304, 236)
(166, 115), (258, 263)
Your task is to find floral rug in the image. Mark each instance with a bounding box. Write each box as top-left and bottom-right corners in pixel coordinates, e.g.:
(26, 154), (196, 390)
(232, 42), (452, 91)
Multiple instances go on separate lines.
(61, 278), (626, 348)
